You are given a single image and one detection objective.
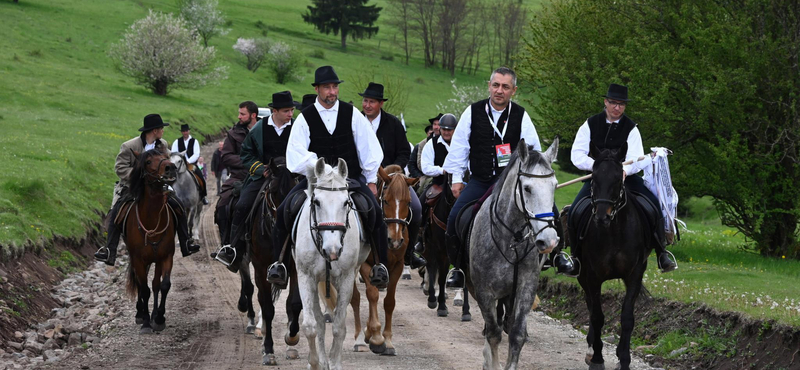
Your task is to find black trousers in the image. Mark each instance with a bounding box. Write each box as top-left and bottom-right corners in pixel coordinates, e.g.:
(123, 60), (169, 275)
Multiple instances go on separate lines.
(229, 177), (266, 247)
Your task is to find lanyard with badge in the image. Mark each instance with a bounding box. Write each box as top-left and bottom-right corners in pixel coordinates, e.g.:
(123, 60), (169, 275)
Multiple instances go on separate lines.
(486, 103), (512, 167)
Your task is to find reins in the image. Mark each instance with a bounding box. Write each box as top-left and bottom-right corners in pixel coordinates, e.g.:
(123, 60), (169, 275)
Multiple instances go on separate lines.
(379, 173), (413, 235)
(308, 183), (354, 298)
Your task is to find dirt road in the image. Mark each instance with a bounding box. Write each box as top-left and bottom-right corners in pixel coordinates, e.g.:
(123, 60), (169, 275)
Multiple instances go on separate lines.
(42, 144), (656, 370)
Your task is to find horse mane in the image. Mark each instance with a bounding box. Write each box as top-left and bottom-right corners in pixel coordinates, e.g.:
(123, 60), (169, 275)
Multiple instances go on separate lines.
(307, 161), (347, 191)
(491, 144), (547, 197)
(269, 157), (295, 199)
(128, 149), (166, 199)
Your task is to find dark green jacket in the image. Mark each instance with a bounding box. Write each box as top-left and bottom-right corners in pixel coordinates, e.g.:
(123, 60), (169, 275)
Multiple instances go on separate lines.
(240, 118), (292, 182)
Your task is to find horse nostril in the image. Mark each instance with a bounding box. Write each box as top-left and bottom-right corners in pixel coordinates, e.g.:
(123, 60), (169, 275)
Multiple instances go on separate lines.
(535, 239), (547, 251)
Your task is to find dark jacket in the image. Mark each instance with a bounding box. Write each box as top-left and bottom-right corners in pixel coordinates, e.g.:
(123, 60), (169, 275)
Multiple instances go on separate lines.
(372, 109), (410, 168)
(211, 148), (223, 177)
(220, 122), (250, 192)
(407, 144), (424, 178)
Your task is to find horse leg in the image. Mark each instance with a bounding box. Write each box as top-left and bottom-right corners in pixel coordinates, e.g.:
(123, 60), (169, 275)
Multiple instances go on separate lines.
(616, 273), (645, 370)
(131, 261), (148, 325)
(350, 276), (368, 352)
(475, 291), (501, 370)
(504, 286), (538, 370)
(329, 273), (356, 370)
(584, 281), (605, 369)
(380, 259), (403, 356)
(461, 285), (472, 322)
(253, 267), (277, 365)
(297, 271), (325, 370)
(286, 262), (302, 350)
(239, 265), (257, 334)
(152, 258), (172, 332)
(362, 263), (384, 354)
(137, 266), (153, 334)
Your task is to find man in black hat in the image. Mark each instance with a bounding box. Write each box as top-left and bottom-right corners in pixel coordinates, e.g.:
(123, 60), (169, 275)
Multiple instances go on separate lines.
(359, 82), (425, 269)
(213, 92), (297, 269)
(171, 124), (209, 205)
(299, 94), (317, 111)
(267, 66), (391, 289)
(94, 114), (201, 265)
(559, 83), (677, 277)
(442, 67), (545, 288)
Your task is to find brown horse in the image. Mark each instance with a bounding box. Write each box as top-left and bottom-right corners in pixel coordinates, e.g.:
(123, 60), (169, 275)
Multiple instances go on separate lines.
(123, 149), (178, 334)
(350, 165), (418, 356)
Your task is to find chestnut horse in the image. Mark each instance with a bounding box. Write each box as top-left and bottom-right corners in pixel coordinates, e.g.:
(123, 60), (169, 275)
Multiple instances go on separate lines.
(123, 149), (178, 334)
(350, 165), (418, 355)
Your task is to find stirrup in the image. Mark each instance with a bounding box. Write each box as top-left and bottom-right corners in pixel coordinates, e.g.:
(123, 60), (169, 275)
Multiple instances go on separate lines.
(267, 262), (288, 289)
(445, 268), (465, 288)
(658, 250), (678, 273)
(556, 253), (580, 278)
(214, 245), (236, 267)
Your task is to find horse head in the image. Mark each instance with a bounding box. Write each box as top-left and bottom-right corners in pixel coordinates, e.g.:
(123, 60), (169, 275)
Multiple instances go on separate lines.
(589, 141), (628, 227)
(307, 158), (352, 262)
(378, 165), (419, 250)
(497, 137), (560, 254)
(129, 149), (176, 198)
(169, 152), (189, 175)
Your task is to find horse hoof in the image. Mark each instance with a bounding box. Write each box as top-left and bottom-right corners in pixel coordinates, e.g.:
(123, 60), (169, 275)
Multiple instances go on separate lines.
(454, 298), (463, 306)
(437, 309), (448, 317)
(262, 353), (277, 366)
(246, 324), (256, 334)
(461, 314), (472, 322)
(254, 328), (263, 339)
(286, 348), (300, 360)
(237, 297), (248, 313)
(422, 289), (429, 296)
(285, 332), (300, 346)
(427, 301), (437, 309)
(401, 273), (411, 280)
(152, 322), (166, 332)
(380, 347), (396, 356)
(369, 342), (386, 354)
(139, 327), (153, 335)
(353, 343), (369, 352)
(324, 313), (333, 323)
(588, 363), (605, 370)
(135, 317), (144, 325)
(585, 353), (592, 365)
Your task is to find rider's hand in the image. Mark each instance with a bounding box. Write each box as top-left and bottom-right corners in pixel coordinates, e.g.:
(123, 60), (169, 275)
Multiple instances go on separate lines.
(452, 183), (464, 198)
(368, 183), (378, 197)
(622, 170), (627, 181)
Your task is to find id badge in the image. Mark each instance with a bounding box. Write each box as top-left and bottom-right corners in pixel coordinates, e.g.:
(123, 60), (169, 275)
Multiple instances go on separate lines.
(496, 143), (512, 167)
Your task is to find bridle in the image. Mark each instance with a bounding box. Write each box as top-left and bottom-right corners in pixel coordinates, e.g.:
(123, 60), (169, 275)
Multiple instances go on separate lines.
(590, 159), (627, 220)
(308, 183), (354, 262)
(379, 173), (413, 237)
(142, 156), (174, 189)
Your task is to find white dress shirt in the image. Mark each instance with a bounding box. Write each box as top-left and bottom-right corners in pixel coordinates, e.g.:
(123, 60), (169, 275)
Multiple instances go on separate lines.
(421, 136), (450, 177)
(171, 135), (200, 164)
(267, 115), (292, 136)
(286, 100), (383, 183)
(570, 115), (645, 175)
(443, 101), (541, 183)
(367, 111), (382, 133)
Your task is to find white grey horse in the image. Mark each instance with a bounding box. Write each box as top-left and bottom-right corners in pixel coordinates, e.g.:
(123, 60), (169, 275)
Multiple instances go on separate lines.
(469, 138), (560, 370)
(294, 158), (370, 370)
(169, 153), (203, 242)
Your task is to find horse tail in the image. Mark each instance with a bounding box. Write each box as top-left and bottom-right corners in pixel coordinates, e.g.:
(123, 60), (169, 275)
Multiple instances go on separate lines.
(125, 262), (138, 299)
(638, 283), (652, 302)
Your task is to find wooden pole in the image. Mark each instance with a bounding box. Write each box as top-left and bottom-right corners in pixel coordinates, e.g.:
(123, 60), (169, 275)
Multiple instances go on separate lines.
(556, 156), (647, 189)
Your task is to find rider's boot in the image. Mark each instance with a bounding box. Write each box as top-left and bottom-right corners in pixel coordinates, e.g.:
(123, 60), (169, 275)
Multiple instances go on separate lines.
(267, 221), (289, 288)
(404, 244), (427, 269)
(554, 252), (580, 278)
(655, 218), (677, 273)
(94, 222), (121, 266)
(176, 213), (201, 258)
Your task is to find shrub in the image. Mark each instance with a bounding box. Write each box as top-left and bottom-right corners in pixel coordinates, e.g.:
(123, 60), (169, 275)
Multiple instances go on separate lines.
(109, 10), (228, 96)
(233, 37), (271, 72)
(435, 79), (487, 118)
(309, 49), (326, 59)
(380, 54), (394, 61)
(178, 0), (229, 47)
(266, 41), (303, 84)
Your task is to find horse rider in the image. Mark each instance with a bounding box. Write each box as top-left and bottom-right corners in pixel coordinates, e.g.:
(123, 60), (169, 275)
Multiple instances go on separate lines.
(171, 124), (209, 205)
(213, 102), (260, 250)
(94, 114), (201, 265)
(558, 83), (678, 277)
(359, 82), (426, 270)
(213, 91), (296, 271)
(267, 65), (391, 289)
(414, 113), (459, 254)
(442, 67), (553, 289)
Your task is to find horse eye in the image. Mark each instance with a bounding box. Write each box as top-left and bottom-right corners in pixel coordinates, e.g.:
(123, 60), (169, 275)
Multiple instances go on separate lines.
(524, 187), (532, 194)
(146, 160), (151, 165)
(313, 199), (320, 206)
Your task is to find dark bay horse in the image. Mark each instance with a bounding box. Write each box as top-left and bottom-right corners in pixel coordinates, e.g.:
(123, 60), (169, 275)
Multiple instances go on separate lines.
(577, 142), (652, 370)
(123, 149), (178, 334)
(422, 178), (457, 318)
(351, 165), (418, 356)
(246, 157), (302, 365)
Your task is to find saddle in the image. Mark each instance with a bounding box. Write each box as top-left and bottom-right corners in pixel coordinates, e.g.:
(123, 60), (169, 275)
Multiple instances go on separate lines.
(453, 184), (496, 247)
(284, 179), (376, 239)
(190, 169), (205, 193)
(567, 192), (659, 246)
(424, 184), (443, 206)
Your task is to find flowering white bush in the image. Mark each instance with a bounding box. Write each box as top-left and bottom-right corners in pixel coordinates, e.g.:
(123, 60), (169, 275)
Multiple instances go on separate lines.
(179, 0), (229, 47)
(233, 37), (271, 72)
(436, 79), (489, 119)
(109, 10), (228, 96)
(266, 41), (303, 84)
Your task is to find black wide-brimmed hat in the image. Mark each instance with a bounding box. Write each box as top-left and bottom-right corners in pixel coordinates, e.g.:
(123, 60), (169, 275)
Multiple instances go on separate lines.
(428, 113), (444, 124)
(268, 91), (298, 109)
(358, 82), (387, 101)
(311, 66), (344, 86)
(603, 83), (630, 102)
(298, 94), (317, 110)
(139, 114), (170, 132)
(180, 124), (191, 131)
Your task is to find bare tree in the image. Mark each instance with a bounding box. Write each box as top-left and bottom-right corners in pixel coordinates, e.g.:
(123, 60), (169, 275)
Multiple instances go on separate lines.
(409, 0), (439, 67)
(386, 0), (415, 65)
(438, 0), (470, 76)
(494, 0), (528, 66)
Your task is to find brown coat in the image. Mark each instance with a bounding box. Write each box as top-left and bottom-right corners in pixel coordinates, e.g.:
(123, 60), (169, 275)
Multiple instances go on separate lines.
(219, 122), (250, 193)
(115, 134), (170, 188)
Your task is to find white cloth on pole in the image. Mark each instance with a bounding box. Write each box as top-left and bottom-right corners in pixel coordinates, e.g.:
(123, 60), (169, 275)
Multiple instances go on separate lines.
(642, 147), (686, 235)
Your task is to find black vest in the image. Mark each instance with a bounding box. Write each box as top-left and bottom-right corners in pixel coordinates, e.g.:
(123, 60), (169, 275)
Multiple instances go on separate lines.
(468, 99), (525, 181)
(304, 102), (362, 179)
(431, 135), (450, 185)
(587, 112), (636, 157)
(261, 119), (293, 164)
(177, 137), (196, 159)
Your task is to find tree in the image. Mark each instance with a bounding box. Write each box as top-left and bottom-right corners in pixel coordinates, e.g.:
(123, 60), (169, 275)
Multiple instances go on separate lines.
(408, 0), (439, 67)
(435, 79), (487, 119)
(109, 10), (227, 96)
(386, 0), (415, 65)
(233, 37), (271, 72)
(302, 0), (382, 49)
(178, 0), (229, 47)
(265, 41), (303, 84)
(519, 0), (800, 259)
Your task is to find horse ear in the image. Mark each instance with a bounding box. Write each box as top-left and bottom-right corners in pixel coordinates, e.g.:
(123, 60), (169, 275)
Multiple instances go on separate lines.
(589, 141), (600, 159)
(617, 142), (628, 162)
(518, 138), (528, 162)
(544, 136), (559, 163)
(406, 176), (420, 187)
(378, 166), (391, 183)
(337, 158), (348, 179)
(315, 158), (326, 177)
